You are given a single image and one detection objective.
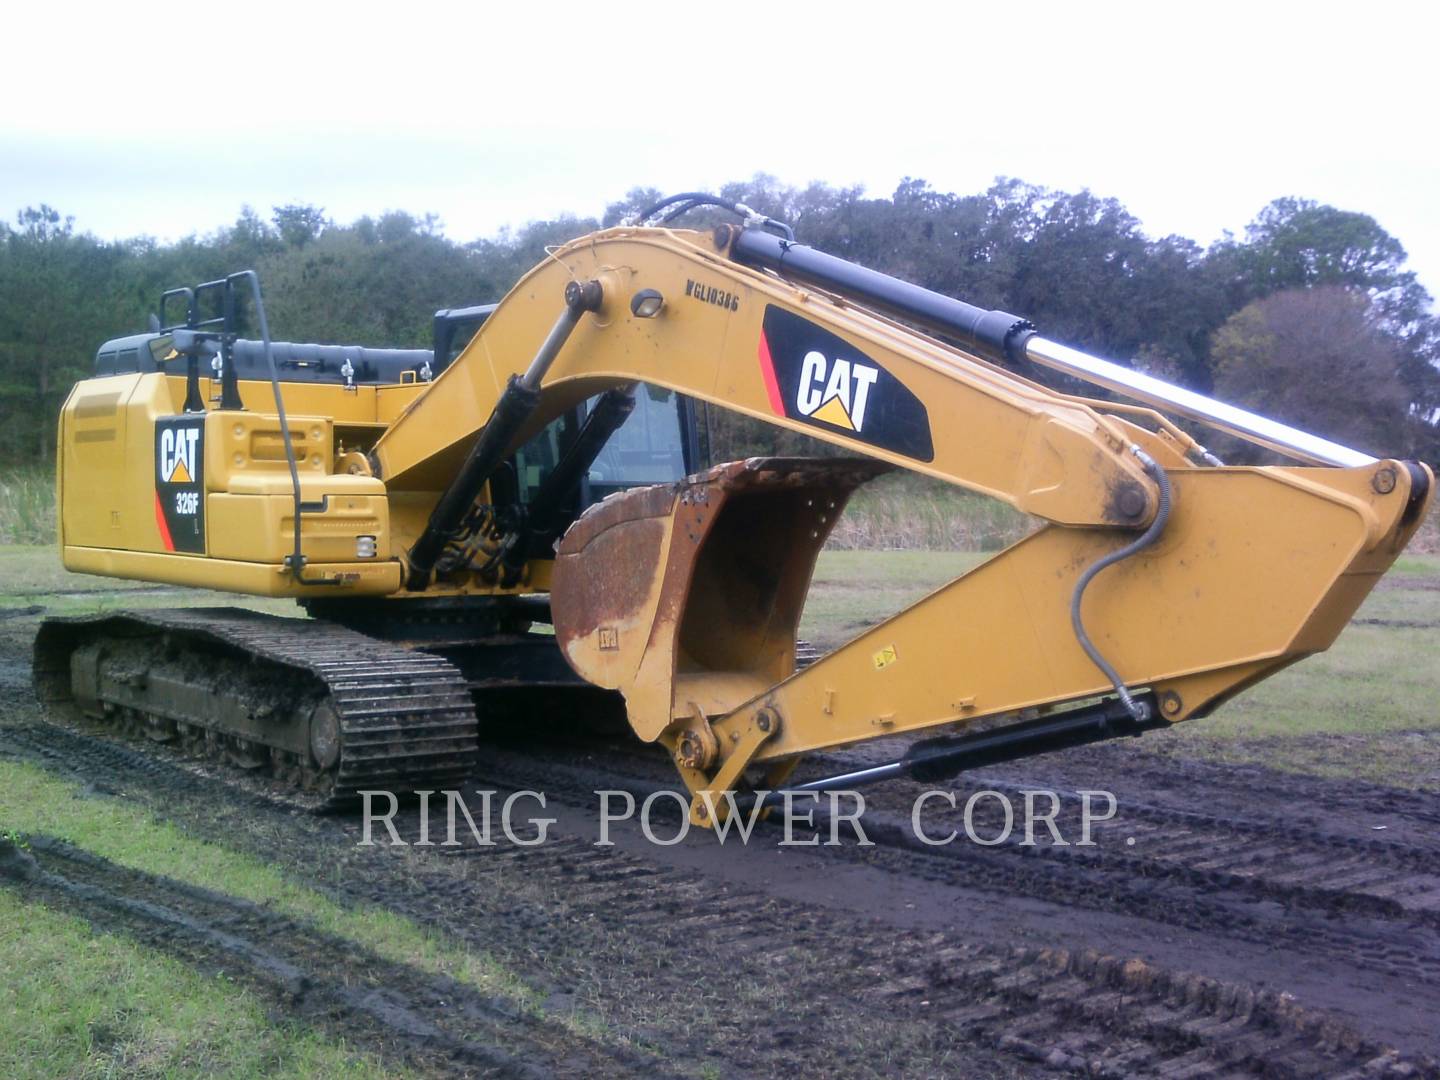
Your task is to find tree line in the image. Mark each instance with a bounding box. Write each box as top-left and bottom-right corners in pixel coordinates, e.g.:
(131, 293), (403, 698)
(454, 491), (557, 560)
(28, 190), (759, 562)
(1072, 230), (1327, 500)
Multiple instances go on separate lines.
(1, 176), (1435, 466)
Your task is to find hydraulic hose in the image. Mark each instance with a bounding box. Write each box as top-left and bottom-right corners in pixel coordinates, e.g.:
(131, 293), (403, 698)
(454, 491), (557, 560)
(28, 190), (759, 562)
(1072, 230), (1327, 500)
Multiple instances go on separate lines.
(632, 192), (795, 240)
(1070, 448), (1172, 721)
(404, 280), (603, 590)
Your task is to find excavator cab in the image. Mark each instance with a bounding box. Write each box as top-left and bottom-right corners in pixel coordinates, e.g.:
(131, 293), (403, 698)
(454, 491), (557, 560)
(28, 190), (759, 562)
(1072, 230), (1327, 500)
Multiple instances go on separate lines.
(432, 304), (497, 377)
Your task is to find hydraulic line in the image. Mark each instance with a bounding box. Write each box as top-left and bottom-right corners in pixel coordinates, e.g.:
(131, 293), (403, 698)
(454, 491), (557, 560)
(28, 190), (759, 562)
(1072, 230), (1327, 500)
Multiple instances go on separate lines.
(738, 694), (1165, 810)
(497, 385), (637, 583)
(1069, 448), (1172, 721)
(633, 193), (795, 240)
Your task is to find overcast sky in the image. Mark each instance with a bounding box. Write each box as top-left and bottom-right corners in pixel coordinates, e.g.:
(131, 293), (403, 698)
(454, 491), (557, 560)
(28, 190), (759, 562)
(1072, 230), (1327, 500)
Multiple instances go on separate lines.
(4, 1), (1436, 310)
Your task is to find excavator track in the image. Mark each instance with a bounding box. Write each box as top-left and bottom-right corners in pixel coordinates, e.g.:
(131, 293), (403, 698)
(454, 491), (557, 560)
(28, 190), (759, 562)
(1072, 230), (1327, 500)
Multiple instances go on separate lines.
(32, 608), (478, 809)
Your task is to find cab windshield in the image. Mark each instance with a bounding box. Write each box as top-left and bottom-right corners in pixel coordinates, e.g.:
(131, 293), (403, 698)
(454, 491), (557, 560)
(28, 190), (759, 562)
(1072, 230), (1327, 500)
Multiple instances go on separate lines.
(513, 384), (690, 507)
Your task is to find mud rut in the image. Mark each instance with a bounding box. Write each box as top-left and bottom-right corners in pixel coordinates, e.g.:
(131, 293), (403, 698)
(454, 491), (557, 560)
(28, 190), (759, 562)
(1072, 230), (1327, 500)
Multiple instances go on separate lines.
(2, 624), (1438, 1078)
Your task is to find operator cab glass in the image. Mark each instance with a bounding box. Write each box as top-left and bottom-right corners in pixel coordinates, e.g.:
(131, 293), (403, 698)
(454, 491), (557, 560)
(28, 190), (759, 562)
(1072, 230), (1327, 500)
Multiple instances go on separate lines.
(432, 305), (498, 376)
(586, 385), (688, 499)
(513, 384), (697, 514)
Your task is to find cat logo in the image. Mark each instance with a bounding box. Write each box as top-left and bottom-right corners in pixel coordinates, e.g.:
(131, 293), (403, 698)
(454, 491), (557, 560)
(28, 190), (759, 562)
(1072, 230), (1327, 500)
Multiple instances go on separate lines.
(154, 417), (206, 554)
(795, 351), (879, 432)
(757, 305), (934, 461)
(158, 424), (200, 484)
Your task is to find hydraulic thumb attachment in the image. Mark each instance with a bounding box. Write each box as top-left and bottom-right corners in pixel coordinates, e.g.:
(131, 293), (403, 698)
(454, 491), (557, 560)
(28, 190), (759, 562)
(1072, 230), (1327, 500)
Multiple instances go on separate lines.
(404, 279), (603, 589)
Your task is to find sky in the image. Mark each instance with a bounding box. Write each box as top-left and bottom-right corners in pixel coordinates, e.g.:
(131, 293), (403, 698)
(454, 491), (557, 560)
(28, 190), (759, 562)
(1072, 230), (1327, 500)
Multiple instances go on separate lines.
(4, 1), (1437, 308)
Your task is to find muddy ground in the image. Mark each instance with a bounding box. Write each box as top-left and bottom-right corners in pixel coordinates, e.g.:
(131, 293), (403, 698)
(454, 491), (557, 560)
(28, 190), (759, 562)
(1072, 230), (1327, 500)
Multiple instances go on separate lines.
(2, 605), (1438, 1078)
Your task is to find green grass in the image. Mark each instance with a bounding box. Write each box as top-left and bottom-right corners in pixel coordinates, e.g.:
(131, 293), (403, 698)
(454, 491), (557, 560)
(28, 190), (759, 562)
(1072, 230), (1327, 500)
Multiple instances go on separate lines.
(0, 888), (402, 1080)
(0, 467), (55, 546)
(831, 474), (1036, 551)
(800, 550), (984, 650)
(0, 759), (545, 1011)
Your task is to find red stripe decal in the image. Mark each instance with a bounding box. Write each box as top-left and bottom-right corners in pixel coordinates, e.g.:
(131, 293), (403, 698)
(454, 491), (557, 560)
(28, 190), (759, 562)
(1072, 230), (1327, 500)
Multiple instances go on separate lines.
(757, 331), (785, 416)
(154, 492), (175, 552)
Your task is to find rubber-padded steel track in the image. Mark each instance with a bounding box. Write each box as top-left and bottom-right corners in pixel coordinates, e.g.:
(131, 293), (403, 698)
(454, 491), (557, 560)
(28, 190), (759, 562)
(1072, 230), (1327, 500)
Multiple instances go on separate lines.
(33, 608), (478, 808)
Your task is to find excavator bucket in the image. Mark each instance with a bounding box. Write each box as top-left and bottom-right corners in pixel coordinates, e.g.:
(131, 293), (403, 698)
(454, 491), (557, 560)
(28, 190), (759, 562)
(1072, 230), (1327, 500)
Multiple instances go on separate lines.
(551, 458), (891, 743)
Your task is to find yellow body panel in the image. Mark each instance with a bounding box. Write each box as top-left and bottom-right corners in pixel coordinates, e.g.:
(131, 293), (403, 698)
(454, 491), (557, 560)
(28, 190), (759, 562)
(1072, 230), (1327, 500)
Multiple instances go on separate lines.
(59, 373), (397, 596)
(209, 479), (389, 564)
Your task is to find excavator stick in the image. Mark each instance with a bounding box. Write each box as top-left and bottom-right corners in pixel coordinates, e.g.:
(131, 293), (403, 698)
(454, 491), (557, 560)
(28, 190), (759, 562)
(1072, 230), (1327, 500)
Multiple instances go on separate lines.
(559, 454), (1431, 824)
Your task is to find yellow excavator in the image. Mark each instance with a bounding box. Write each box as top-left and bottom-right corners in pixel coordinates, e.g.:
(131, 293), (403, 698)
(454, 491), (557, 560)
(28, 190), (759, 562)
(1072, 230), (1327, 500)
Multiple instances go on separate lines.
(35, 194), (1433, 825)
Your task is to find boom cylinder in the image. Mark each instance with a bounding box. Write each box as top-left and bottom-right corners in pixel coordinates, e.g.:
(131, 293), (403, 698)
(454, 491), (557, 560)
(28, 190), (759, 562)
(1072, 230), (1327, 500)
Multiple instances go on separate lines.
(731, 227), (1035, 362)
(498, 384), (638, 581)
(403, 279), (603, 589)
(1019, 337), (1375, 467)
(730, 228), (1375, 468)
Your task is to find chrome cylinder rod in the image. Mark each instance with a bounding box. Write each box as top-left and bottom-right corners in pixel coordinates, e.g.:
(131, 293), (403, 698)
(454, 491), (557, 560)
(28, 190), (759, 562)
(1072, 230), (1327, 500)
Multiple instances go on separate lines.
(1026, 337), (1375, 468)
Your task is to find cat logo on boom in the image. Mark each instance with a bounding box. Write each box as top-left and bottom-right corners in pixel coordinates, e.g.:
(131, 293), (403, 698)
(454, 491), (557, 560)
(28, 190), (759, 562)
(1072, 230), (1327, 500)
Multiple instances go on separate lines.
(794, 351), (880, 432)
(757, 305), (934, 461)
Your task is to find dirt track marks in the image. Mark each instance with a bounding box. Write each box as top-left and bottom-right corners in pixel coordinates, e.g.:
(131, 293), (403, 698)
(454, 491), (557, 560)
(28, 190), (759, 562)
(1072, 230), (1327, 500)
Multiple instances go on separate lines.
(0, 833), (665, 1079)
(9, 717), (1437, 1077)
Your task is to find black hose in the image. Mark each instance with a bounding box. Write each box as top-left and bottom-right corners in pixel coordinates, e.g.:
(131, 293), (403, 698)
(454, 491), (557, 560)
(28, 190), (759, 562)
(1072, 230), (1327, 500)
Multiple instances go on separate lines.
(655, 198), (705, 224)
(1069, 449), (1171, 721)
(634, 192), (743, 222)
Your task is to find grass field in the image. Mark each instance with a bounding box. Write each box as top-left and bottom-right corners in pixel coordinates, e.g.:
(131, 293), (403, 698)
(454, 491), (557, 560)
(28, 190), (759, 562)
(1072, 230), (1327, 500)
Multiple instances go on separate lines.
(0, 467), (54, 546)
(0, 882), (404, 1079)
(0, 753), (591, 1077)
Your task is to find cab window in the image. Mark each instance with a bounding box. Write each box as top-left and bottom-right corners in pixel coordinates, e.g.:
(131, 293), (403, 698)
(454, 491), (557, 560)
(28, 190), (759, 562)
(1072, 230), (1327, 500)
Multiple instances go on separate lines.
(512, 384), (689, 506)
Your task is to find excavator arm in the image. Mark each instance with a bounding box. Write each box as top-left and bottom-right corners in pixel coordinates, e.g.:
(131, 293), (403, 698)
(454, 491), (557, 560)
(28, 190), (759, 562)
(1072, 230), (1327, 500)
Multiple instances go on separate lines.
(371, 223), (1433, 823)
